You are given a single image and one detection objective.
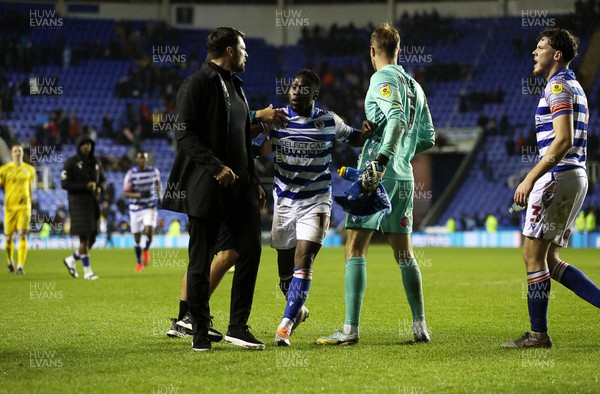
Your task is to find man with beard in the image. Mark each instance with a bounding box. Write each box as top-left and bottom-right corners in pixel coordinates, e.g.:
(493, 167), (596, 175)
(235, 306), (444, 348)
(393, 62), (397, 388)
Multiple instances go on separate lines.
(162, 27), (265, 351)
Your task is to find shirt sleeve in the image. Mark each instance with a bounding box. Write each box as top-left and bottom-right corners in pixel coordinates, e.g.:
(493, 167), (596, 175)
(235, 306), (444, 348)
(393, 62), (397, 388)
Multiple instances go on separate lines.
(0, 165), (5, 188)
(332, 112), (355, 142)
(28, 164), (35, 186)
(545, 78), (573, 119)
(371, 70), (406, 159)
(415, 98), (436, 154)
(123, 170), (132, 192)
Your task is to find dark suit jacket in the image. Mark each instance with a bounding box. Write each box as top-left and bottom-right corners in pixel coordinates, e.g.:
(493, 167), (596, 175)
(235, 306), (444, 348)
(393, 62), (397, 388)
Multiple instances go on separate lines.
(161, 61), (257, 219)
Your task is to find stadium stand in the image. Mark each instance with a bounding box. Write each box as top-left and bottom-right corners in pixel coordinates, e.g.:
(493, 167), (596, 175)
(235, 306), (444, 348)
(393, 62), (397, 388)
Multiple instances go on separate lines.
(1, 3), (598, 235)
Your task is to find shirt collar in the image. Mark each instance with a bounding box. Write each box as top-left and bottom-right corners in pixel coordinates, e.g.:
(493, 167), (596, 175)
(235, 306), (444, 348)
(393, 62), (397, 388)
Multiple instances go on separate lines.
(208, 61), (234, 80)
(548, 68), (572, 80)
(286, 105), (317, 119)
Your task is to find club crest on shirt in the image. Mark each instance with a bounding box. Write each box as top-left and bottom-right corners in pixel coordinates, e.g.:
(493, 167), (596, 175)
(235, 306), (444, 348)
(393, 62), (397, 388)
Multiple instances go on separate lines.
(400, 216), (409, 228)
(379, 83), (392, 98)
(314, 120), (325, 129)
(551, 82), (562, 94)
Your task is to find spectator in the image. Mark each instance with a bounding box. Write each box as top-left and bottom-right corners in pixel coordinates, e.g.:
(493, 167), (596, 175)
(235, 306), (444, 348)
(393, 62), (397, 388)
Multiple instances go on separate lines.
(446, 217), (456, 233)
(485, 212), (498, 232)
(585, 207), (596, 232)
(101, 112), (114, 137)
(68, 114), (81, 142)
(167, 219), (180, 237)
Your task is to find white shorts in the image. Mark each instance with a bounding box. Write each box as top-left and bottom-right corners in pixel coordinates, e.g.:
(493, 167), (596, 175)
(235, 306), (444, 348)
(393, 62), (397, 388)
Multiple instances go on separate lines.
(129, 209), (158, 234)
(523, 168), (588, 247)
(270, 202), (331, 250)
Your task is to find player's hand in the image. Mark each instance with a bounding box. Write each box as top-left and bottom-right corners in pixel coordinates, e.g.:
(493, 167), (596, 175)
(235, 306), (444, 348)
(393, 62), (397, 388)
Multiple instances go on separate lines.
(213, 165), (238, 187)
(360, 160), (386, 194)
(93, 187), (101, 198)
(361, 120), (376, 138)
(86, 181), (96, 192)
(257, 185), (266, 209)
(256, 104), (287, 129)
(514, 178), (534, 207)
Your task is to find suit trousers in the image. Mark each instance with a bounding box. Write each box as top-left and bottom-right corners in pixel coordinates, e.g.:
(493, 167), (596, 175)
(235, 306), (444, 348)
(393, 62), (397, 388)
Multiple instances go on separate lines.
(186, 173), (262, 338)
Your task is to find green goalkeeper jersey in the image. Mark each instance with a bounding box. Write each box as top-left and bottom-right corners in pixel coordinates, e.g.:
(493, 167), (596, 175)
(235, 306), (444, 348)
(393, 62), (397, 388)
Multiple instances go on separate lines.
(361, 64), (435, 181)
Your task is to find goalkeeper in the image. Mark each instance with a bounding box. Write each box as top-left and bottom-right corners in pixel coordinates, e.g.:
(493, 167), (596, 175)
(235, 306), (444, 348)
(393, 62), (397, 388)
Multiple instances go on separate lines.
(317, 22), (435, 346)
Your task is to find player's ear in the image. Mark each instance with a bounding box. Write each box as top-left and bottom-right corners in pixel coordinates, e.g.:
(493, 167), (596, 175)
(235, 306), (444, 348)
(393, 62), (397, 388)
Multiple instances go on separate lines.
(554, 50), (562, 61)
(313, 90), (319, 100)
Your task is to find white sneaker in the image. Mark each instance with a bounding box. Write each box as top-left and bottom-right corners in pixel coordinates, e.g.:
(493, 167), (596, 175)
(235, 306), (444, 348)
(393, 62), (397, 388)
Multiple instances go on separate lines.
(84, 273), (99, 280)
(63, 259), (79, 279)
(413, 320), (430, 342)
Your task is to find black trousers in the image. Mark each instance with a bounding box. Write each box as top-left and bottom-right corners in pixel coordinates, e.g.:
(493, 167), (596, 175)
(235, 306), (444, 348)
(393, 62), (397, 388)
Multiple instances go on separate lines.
(186, 175), (262, 338)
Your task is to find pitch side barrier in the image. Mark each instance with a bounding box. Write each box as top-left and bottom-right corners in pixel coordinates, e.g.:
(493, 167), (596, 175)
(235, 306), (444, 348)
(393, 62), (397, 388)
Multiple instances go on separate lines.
(1, 230), (599, 249)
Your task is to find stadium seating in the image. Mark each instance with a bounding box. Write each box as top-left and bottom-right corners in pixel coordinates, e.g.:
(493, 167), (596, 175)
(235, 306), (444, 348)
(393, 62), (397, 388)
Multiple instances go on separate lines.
(0, 8), (598, 233)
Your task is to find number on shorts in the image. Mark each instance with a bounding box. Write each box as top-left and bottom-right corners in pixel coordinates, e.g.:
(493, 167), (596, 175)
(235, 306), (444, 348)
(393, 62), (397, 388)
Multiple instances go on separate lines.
(530, 204), (542, 223)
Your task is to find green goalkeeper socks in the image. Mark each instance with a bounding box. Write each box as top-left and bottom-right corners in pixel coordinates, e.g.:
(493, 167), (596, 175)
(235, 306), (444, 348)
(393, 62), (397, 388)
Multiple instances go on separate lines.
(400, 258), (425, 321)
(344, 257), (367, 326)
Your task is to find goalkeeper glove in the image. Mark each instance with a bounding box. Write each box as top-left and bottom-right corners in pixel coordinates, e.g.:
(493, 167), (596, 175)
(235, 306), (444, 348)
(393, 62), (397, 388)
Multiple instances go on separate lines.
(360, 160), (386, 193)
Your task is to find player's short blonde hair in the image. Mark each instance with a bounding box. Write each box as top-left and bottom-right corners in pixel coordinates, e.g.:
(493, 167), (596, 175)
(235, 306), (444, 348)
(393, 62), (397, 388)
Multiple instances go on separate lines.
(371, 22), (400, 59)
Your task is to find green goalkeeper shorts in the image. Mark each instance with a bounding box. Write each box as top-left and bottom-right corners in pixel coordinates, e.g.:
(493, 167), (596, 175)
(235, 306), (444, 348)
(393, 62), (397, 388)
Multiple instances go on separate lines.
(345, 178), (414, 234)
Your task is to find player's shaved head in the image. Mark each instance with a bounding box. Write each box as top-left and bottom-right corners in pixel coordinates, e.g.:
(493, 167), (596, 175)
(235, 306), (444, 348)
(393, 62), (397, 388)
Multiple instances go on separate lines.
(206, 27), (245, 60)
(371, 22), (400, 59)
(537, 28), (579, 64)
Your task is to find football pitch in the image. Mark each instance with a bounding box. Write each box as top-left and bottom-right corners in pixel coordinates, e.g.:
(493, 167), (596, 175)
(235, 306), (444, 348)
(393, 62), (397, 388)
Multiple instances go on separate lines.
(1, 246), (599, 393)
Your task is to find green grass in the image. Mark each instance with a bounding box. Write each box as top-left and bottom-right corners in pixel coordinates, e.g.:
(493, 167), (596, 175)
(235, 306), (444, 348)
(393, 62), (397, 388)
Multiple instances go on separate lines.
(1, 246), (599, 393)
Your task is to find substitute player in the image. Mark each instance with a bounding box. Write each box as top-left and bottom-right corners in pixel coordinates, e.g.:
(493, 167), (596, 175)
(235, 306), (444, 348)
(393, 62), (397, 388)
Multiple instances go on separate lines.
(268, 69), (374, 346)
(123, 151), (161, 272)
(62, 134), (105, 280)
(502, 28), (599, 349)
(0, 144), (35, 275)
(317, 23), (435, 345)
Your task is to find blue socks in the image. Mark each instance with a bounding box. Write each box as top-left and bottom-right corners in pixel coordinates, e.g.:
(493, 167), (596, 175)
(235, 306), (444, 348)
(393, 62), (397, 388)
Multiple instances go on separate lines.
(551, 261), (600, 308)
(283, 269), (312, 321)
(134, 245), (142, 264)
(527, 269), (551, 333)
(81, 254), (90, 268)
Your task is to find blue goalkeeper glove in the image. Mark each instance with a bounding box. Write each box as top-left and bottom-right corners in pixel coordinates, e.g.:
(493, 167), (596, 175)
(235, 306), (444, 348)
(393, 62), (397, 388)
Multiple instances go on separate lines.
(360, 160), (386, 193)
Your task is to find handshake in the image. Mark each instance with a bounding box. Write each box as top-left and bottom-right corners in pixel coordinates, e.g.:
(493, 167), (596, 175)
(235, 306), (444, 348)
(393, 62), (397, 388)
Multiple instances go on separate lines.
(338, 160), (386, 194)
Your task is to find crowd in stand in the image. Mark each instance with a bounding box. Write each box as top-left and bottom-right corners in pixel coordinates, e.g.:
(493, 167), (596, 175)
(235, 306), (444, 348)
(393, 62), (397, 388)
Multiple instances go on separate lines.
(2, 7), (600, 235)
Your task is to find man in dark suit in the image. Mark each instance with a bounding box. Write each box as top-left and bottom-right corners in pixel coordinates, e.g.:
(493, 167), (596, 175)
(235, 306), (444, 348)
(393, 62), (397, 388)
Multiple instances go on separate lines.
(61, 133), (106, 280)
(162, 27), (266, 351)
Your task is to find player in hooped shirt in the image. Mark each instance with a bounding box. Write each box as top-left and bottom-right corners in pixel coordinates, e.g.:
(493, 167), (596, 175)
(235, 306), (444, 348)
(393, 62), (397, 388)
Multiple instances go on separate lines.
(268, 69), (375, 346)
(123, 151), (162, 272)
(503, 28), (600, 349)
